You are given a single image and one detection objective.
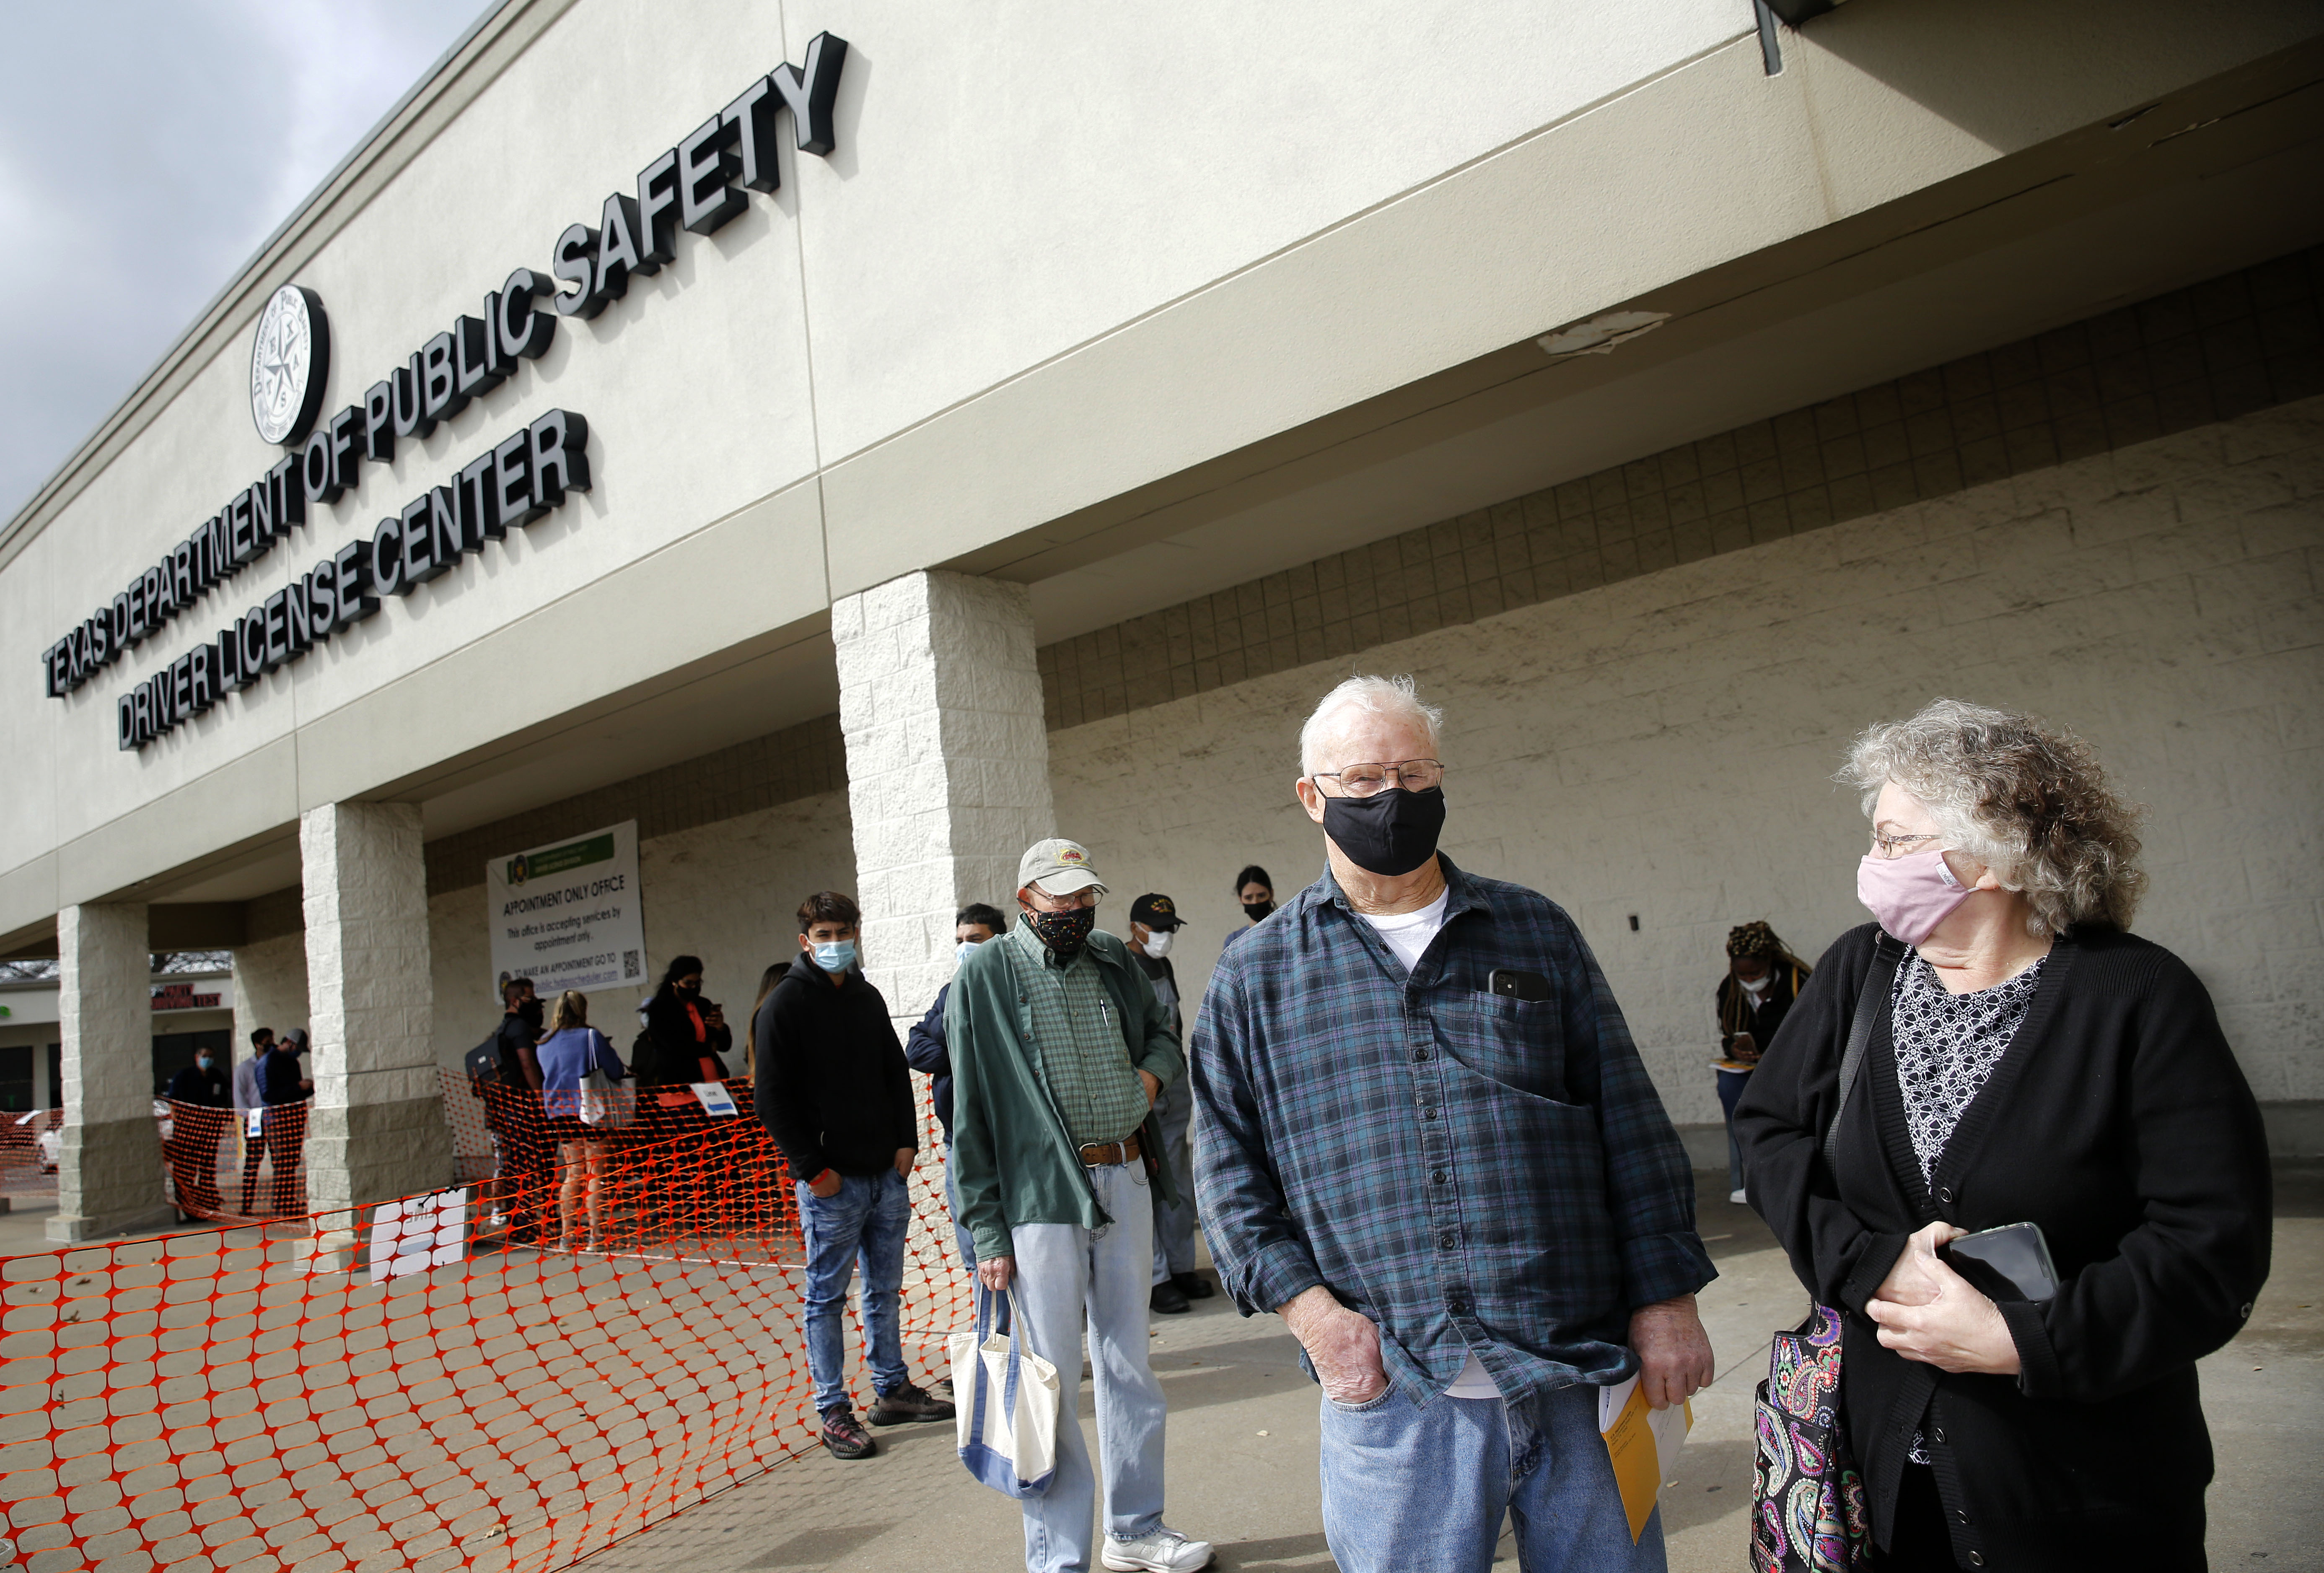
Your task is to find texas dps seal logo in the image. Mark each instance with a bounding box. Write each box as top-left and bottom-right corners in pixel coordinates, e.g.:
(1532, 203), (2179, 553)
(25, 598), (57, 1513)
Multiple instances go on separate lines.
(248, 284), (331, 446)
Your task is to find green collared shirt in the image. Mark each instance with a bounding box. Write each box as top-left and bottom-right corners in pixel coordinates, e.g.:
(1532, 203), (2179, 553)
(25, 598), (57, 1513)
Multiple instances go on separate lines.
(1006, 917), (1152, 1146)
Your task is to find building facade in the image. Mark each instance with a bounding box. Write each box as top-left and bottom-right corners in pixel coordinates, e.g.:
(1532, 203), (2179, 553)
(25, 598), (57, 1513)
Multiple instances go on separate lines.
(4, 0), (2321, 1237)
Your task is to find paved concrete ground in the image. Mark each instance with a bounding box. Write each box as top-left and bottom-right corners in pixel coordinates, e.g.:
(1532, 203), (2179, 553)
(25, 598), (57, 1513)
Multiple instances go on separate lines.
(574, 1168), (2324, 1573)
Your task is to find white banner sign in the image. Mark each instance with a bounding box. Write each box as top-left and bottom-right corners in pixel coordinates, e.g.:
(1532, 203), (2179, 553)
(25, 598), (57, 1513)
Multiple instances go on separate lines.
(486, 820), (647, 999)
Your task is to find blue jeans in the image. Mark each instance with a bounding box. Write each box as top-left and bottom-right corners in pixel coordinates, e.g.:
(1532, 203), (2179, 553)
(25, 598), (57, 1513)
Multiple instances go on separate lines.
(1318, 1382), (1666, 1573)
(795, 1169), (911, 1415)
(1011, 1160), (1167, 1573)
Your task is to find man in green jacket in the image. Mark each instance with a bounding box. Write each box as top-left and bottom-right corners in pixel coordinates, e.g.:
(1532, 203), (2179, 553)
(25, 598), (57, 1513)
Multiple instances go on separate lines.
(948, 838), (1214, 1573)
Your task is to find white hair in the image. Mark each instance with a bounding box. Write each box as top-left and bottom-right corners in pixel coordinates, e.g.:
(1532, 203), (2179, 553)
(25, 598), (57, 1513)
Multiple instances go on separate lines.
(1299, 674), (1444, 775)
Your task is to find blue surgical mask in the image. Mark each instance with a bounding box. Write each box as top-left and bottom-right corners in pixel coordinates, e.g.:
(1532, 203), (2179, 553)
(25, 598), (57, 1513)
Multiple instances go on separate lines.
(956, 939), (981, 962)
(811, 940), (857, 975)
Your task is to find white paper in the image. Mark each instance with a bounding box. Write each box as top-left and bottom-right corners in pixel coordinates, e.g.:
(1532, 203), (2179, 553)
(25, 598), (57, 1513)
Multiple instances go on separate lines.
(367, 1187), (471, 1284)
(692, 1081), (739, 1118)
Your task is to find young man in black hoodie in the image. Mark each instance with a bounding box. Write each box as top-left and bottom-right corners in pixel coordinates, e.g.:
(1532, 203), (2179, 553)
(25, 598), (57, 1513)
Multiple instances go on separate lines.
(756, 890), (953, 1459)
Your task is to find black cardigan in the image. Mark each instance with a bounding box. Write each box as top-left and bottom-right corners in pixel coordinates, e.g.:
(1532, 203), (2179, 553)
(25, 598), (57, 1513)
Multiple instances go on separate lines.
(1734, 923), (2271, 1570)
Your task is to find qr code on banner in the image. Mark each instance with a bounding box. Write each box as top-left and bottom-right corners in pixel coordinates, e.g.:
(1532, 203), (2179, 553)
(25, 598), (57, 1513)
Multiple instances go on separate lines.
(624, 950), (640, 979)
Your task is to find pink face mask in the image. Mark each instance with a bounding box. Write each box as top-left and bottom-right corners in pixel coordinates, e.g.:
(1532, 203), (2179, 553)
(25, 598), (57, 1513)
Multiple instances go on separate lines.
(1856, 846), (1974, 945)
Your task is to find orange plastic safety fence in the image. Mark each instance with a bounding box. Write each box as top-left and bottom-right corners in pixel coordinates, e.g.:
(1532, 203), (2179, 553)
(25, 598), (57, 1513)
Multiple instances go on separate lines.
(3, 1076), (971, 1573)
(2, 1110), (63, 1200)
(161, 1102), (308, 1226)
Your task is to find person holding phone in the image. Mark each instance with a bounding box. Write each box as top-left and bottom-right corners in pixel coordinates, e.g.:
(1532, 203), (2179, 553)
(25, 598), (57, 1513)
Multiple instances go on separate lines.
(1736, 699), (2271, 1570)
(1712, 921), (1811, 1203)
(1191, 675), (1713, 1573)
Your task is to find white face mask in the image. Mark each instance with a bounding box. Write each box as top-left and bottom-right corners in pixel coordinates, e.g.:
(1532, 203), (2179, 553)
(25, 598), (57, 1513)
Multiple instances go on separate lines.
(956, 939), (982, 962)
(1142, 929), (1175, 959)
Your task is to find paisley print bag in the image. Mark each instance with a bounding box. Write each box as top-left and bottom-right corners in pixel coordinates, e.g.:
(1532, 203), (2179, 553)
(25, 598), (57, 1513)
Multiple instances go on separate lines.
(1751, 1306), (1868, 1570)
(1749, 936), (1902, 1572)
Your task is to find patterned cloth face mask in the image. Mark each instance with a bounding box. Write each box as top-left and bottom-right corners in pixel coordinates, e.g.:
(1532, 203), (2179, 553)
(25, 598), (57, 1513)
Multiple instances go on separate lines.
(1026, 906), (1096, 957)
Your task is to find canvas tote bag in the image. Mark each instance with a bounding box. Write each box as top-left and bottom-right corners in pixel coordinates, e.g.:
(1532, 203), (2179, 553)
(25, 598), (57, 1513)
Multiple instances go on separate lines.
(950, 1285), (1060, 1498)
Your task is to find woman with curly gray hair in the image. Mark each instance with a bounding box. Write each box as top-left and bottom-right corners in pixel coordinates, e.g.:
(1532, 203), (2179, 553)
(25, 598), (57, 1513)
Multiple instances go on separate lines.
(1736, 698), (2270, 1571)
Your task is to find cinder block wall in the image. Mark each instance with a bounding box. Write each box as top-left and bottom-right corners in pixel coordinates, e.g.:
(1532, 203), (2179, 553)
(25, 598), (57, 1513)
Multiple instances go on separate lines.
(1048, 396), (2324, 1128)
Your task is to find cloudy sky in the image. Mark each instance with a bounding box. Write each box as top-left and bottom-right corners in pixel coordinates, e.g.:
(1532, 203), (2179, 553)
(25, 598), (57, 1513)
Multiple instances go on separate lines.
(0, 0), (488, 524)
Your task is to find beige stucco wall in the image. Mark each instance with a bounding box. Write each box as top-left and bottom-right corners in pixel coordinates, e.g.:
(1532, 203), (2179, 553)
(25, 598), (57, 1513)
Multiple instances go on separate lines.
(1047, 397), (2324, 1124)
(425, 787), (858, 1072)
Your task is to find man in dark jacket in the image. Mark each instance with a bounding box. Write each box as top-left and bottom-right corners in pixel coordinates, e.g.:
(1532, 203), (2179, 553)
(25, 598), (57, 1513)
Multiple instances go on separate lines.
(258, 1028), (313, 1218)
(164, 1043), (231, 1219)
(903, 901), (1007, 1270)
(757, 889), (952, 1460)
(1128, 893), (1210, 1315)
(492, 978), (550, 1245)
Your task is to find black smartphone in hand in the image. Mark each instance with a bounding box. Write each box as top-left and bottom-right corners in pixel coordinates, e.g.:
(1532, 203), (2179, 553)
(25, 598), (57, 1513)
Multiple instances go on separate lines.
(1939, 1222), (2060, 1303)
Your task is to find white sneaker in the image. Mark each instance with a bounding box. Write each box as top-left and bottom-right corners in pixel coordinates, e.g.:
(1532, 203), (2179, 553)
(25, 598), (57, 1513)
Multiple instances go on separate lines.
(1102, 1528), (1214, 1572)
(1729, 1188), (1747, 1204)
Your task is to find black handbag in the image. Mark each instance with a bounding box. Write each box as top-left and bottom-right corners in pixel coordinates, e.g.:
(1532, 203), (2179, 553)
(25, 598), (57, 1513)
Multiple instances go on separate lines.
(1749, 934), (1904, 1572)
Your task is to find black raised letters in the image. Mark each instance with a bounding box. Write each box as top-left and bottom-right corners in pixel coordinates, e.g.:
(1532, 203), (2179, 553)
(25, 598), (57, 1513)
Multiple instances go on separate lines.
(327, 407), (364, 493)
(456, 452), (502, 546)
(428, 486), (463, 567)
(637, 150), (681, 272)
(307, 561), (338, 641)
(553, 225), (604, 318)
(494, 432), (541, 529)
(236, 612), (267, 683)
(334, 542), (379, 626)
(371, 517), (407, 597)
(772, 33), (849, 156)
(303, 427), (343, 506)
(269, 455), (306, 533)
(499, 268), (559, 356)
(454, 314), (504, 400)
(421, 332), (467, 424)
(392, 356), (433, 440)
(399, 496), (442, 586)
(364, 380), (396, 462)
(679, 114), (745, 234)
(529, 410), (592, 508)
(596, 195), (645, 301)
(722, 76), (782, 193)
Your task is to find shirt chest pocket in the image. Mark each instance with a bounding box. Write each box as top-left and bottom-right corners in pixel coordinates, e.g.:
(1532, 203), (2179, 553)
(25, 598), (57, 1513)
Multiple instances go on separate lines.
(1434, 991), (1567, 1102)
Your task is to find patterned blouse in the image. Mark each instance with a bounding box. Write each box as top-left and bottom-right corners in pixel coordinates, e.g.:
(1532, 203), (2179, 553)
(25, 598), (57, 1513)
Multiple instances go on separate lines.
(1891, 951), (2047, 1184)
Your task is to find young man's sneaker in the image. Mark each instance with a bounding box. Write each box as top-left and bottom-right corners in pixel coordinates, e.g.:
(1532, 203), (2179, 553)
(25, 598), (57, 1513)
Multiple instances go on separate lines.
(1102, 1528), (1215, 1571)
(1149, 1279), (1191, 1314)
(820, 1408), (878, 1459)
(868, 1381), (956, 1426)
(1170, 1271), (1215, 1300)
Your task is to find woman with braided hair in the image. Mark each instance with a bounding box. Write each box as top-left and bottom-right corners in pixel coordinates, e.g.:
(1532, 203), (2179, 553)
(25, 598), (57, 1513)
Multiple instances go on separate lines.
(1713, 920), (1810, 1203)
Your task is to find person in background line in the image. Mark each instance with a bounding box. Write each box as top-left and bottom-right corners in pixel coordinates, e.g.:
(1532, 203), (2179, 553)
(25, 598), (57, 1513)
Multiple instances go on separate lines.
(535, 990), (627, 1251)
(235, 1028), (272, 1215)
(1711, 920), (1811, 1204)
(494, 977), (550, 1246)
(1738, 699), (2270, 1569)
(744, 959), (795, 1080)
(1193, 674), (1714, 1573)
(1219, 865), (1274, 955)
(950, 840), (1212, 1573)
(643, 954), (734, 1088)
(165, 1043), (230, 1220)
(756, 890), (952, 1460)
(260, 1028), (313, 1218)
(904, 902), (1009, 1271)
(1127, 893), (1210, 1316)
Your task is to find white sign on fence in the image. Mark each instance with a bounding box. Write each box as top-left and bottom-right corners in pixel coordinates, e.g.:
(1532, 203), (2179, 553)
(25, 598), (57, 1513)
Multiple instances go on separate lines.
(485, 820), (648, 999)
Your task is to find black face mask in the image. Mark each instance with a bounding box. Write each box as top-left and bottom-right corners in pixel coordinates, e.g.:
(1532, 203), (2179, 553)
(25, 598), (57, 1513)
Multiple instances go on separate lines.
(1242, 900), (1275, 924)
(1025, 906), (1096, 958)
(1323, 786), (1447, 877)
(518, 998), (545, 1028)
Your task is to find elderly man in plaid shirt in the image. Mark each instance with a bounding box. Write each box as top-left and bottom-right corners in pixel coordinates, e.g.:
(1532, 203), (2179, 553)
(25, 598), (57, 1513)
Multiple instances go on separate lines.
(1191, 675), (1716, 1573)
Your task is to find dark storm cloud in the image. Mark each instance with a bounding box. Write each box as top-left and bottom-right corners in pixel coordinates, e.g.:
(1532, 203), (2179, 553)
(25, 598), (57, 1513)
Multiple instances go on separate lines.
(0, 0), (487, 524)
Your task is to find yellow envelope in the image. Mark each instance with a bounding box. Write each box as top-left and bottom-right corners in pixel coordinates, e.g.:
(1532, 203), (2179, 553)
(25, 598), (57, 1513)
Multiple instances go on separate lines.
(1598, 1374), (1693, 1542)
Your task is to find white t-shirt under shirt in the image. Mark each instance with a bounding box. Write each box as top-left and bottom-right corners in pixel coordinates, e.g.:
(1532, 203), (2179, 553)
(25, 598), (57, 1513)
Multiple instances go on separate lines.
(1355, 888), (1500, 1399)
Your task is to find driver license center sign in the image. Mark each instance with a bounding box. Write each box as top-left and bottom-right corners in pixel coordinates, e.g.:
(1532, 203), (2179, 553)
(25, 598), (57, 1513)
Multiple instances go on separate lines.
(486, 820), (646, 998)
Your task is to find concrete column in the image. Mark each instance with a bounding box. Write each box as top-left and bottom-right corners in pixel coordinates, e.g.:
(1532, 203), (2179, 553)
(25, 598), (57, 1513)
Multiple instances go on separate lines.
(301, 801), (451, 1213)
(833, 571), (1056, 1020)
(231, 929), (310, 1083)
(47, 902), (172, 1242)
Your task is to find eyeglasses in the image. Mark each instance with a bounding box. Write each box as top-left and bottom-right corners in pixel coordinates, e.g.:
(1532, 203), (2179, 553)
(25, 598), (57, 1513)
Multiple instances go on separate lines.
(1309, 759), (1445, 798)
(1869, 831), (1942, 860)
(1026, 886), (1099, 910)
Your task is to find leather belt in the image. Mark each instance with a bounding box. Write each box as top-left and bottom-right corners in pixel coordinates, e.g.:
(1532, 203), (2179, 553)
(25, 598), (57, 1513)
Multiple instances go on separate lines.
(1077, 1130), (1142, 1167)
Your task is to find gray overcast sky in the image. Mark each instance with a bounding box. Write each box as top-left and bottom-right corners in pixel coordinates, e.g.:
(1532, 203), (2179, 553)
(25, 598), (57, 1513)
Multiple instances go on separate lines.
(0, 0), (489, 525)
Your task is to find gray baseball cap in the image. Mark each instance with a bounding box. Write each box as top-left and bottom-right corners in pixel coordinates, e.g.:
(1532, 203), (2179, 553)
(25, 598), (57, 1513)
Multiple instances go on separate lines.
(1018, 838), (1108, 896)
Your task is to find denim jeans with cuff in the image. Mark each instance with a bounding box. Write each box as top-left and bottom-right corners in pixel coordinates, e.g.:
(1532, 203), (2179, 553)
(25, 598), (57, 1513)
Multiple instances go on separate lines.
(795, 1168), (911, 1415)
